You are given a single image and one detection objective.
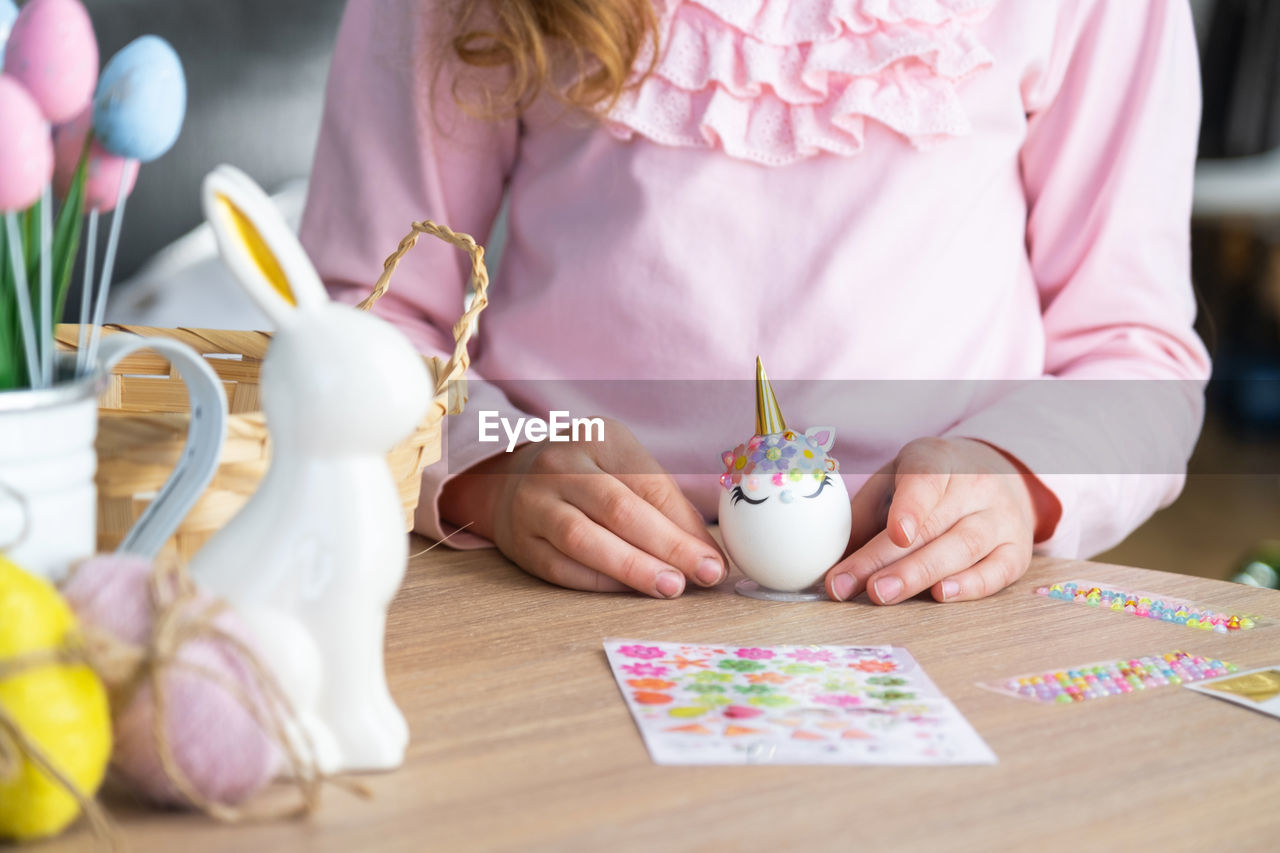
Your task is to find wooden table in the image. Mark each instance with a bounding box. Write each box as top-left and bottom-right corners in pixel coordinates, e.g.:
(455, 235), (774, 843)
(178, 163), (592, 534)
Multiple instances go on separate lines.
(48, 545), (1280, 852)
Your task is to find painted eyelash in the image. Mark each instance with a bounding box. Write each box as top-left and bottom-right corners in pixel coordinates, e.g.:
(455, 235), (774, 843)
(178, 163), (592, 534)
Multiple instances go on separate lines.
(804, 477), (832, 500)
(731, 486), (767, 506)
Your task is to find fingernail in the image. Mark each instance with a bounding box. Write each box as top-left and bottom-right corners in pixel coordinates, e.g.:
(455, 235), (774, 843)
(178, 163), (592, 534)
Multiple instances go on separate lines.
(898, 516), (917, 545)
(656, 571), (684, 599)
(940, 579), (960, 601)
(695, 557), (724, 586)
(831, 573), (856, 601)
(873, 576), (904, 604)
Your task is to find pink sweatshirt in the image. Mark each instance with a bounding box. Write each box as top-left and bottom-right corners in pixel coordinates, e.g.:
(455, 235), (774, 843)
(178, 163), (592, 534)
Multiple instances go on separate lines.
(300, 0), (1210, 558)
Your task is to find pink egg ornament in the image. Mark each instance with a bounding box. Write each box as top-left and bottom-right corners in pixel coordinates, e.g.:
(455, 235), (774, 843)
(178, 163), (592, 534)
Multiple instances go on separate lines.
(61, 555), (282, 808)
(0, 74), (53, 211)
(2, 0), (98, 124)
(53, 108), (138, 212)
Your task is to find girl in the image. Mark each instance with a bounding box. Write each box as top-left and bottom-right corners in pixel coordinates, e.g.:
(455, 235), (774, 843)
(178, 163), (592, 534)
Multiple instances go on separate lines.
(299, 0), (1209, 604)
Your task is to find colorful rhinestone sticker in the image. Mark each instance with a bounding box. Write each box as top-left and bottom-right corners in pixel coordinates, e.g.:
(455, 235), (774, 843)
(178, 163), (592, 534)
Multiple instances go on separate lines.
(1035, 580), (1264, 633)
(603, 640), (996, 765)
(980, 651), (1238, 705)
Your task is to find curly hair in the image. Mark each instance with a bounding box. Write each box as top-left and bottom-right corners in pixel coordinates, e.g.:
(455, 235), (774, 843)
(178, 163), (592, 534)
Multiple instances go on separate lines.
(446, 0), (659, 117)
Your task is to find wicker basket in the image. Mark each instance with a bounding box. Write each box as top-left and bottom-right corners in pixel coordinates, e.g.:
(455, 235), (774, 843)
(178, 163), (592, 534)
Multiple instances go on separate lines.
(55, 220), (488, 561)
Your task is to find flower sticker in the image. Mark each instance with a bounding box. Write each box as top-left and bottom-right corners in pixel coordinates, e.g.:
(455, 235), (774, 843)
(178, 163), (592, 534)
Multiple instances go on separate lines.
(619, 645), (665, 659)
(685, 684), (727, 694)
(626, 678), (676, 690)
(747, 694), (793, 708)
(719, 659), (767, 673)
(780, 663), (824, 676)
(867, 675), (907, 687)
(849, 659), (898, 673)
(733, 684), (776, 695)
(736, 648), (775, 661)
(787, 648), (834, 663)
(747, 672), (791, 685)
(692, 671), (734, 684)
(622, 662), (669, 677)
(814, 694), (863, 708)
(668, 655), (709, 670)
(633, 691), (674, 705)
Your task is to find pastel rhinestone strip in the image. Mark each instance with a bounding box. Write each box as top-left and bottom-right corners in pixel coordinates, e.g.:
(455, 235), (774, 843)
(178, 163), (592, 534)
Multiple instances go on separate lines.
(1035, 580), (1262, 633)
(982, 651), (1238, 705)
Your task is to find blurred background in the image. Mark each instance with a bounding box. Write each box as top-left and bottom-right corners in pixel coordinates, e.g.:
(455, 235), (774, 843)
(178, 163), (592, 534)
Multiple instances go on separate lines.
(79, 0), (1280, 586)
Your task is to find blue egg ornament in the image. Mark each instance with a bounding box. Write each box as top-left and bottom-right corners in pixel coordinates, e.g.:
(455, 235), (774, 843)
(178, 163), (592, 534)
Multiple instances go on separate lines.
(0, 0), (17, 67)
(92, 35), (186, 163)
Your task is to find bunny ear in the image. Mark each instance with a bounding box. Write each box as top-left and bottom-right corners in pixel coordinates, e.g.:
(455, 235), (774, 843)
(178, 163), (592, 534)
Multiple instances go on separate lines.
(201, 165), (328, 327)
(805, 426), (836, 452)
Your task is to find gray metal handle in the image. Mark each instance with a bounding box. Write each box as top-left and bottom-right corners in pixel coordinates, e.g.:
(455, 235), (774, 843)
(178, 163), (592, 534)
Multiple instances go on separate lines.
(96, 334), (228, 558)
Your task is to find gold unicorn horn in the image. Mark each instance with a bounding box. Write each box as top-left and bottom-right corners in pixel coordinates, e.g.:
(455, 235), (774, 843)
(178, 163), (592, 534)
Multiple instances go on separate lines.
(755, 356), (788, 436)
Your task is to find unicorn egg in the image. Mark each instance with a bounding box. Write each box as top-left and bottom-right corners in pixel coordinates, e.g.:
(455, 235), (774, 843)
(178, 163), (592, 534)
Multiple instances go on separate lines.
(717, 359), (851, 594)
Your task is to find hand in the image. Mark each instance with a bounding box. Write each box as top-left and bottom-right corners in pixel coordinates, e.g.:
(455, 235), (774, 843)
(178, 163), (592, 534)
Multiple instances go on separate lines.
(440, 417), (726, 598)
(824, 437), (1059, 604)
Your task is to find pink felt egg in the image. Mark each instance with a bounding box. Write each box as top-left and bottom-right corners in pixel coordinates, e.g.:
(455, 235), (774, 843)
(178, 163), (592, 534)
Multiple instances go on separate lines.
(62, 555), (282, 808)
(2, 0), (98, 124)
(53, 108), (138, 212)
(0, 74), (53, 211)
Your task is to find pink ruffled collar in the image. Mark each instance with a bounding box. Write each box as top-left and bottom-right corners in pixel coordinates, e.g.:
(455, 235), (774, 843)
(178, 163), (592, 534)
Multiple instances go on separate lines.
(605, 0), (998, 166)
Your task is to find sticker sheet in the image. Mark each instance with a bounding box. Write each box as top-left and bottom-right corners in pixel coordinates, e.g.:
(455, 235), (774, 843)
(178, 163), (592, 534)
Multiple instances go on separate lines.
(1185, 666), (1280, 720)
(978, 650), (1236, 705)
(1035, 580), (1264, 633)
(603, 640), (996, 766)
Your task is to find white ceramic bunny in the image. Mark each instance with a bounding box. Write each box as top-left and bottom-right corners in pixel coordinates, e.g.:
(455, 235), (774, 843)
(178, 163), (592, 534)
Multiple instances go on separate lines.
(188, 165), (432, 772)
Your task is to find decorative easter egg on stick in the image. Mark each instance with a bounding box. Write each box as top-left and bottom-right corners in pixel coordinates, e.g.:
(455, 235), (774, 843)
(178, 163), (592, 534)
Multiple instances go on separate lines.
(61, 555), (282, 810)
(80, 34), (188, 377)
(0, 0), (18, 67)
(0, 73), (52, 386)
(0, 555), (111, 843)
(0, 74), (52, 211)
(92, 35), (186, 163)
(53, 108), (138, 212)
(2, 0), (98, 124)
(718, 358), (852, 600)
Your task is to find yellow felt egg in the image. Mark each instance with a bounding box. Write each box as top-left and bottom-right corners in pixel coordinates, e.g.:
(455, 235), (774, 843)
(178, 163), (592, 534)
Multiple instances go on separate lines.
(0, 556), (111, 842)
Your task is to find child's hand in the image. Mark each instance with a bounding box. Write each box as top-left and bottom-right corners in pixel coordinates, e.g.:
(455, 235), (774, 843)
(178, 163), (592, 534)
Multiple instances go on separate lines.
(824, 438), (1056, 604)
(440, 418), (727, 598)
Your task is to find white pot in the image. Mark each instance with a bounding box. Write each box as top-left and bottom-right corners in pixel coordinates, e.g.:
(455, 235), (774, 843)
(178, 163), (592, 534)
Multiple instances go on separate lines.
(0, 335), (227, 581)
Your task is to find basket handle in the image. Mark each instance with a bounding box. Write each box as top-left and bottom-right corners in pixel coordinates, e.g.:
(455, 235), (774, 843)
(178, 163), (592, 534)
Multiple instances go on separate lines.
(355, 221), (489, 402)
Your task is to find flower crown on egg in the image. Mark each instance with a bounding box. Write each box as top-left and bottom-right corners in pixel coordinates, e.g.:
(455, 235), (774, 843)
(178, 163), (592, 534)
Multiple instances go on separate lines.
(720, 358), (838, 491)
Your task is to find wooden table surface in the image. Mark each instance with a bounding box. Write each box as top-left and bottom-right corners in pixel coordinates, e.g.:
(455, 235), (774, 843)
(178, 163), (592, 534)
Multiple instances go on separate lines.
(46, 544), (1280, 852)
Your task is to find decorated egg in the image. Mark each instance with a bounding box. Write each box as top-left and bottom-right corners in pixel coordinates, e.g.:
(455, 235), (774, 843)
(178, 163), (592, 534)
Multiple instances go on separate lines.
(0, 0), (18, 67)
(0, 74), (53, 211)
(2, 0), (98, 124)
(92, 35), (186, 163)
(53, 108), (138, 211)
(717, 358), (852, 594)
(0, 555), (111, 842)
